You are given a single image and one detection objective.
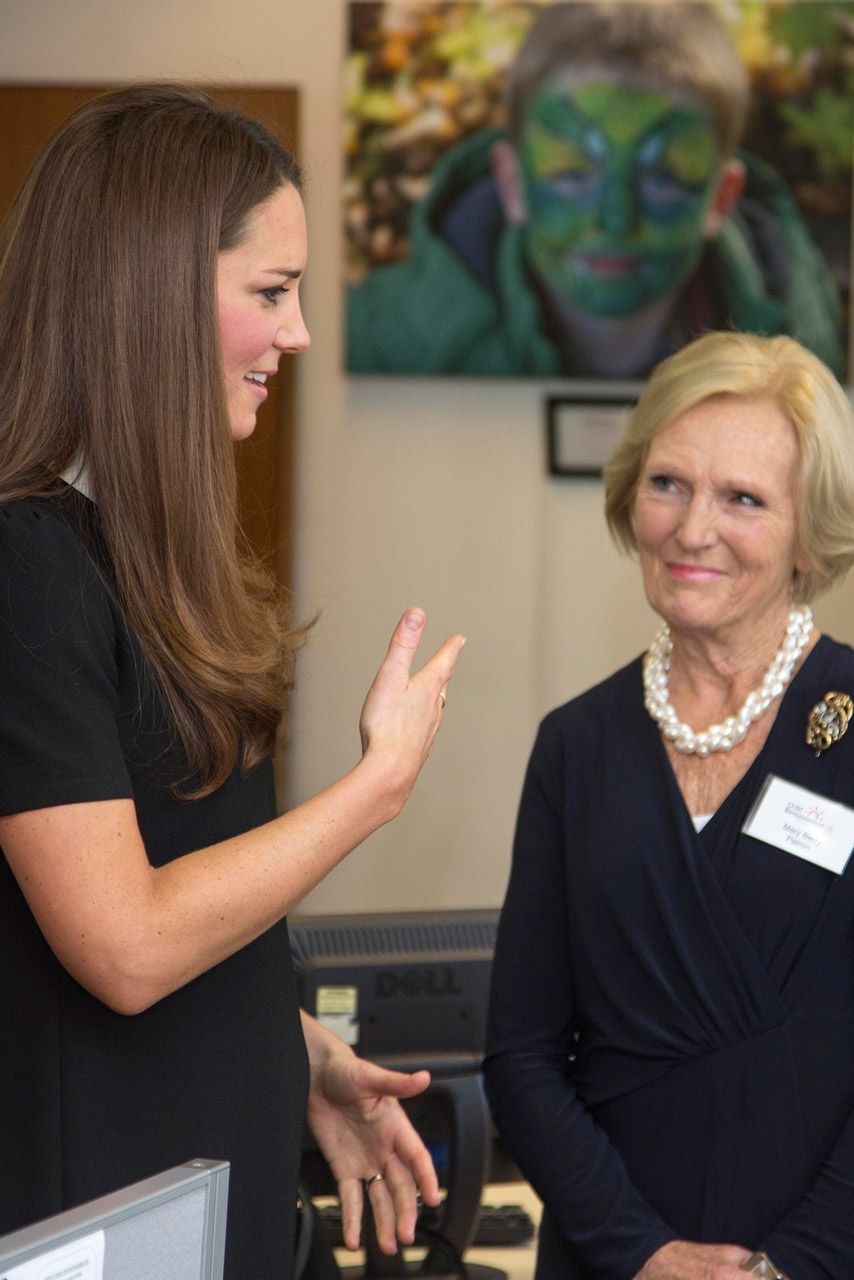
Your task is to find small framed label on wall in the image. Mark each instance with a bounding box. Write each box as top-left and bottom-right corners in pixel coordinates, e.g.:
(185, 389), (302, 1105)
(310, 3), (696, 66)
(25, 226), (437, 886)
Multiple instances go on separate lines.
(546, 397), (636, 478)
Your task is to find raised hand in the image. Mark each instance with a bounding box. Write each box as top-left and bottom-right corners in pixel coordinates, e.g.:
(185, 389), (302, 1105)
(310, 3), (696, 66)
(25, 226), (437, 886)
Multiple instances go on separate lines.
(358, 609), (464, 814)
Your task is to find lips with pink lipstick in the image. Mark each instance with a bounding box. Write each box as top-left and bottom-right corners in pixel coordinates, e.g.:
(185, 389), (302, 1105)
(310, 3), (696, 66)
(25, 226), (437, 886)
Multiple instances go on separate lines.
(666, 561), (724, 581)
(575, 252), (642, 278)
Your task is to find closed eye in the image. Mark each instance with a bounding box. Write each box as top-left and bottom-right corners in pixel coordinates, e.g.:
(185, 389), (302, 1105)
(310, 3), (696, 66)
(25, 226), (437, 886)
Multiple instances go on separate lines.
(639, 170), (699, 207)
(260, 285), (288, 305)
(544, 170), (600, 201)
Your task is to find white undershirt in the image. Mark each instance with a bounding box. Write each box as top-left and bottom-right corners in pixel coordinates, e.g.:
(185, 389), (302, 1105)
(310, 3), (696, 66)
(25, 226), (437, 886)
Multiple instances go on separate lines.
(692, 814), (713, 832)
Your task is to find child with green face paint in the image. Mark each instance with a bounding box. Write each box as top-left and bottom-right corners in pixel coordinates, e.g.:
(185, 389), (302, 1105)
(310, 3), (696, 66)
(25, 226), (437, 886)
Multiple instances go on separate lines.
(487, 1), (754, 376)
(517, 80), (732, 321)
(347, 1), (844, 380)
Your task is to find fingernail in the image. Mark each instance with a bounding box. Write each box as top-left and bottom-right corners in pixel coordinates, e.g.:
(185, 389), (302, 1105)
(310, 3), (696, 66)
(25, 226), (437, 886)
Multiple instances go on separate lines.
(405, 610), (425, 631)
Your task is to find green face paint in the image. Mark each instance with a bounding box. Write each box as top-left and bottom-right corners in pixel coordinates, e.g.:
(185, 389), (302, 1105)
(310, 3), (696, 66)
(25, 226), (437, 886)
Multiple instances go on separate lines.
(519, 80), (720, 316)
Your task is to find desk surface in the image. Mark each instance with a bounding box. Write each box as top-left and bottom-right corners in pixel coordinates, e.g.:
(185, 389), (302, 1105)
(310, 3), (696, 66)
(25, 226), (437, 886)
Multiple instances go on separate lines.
(465, 1183), (541, 1280)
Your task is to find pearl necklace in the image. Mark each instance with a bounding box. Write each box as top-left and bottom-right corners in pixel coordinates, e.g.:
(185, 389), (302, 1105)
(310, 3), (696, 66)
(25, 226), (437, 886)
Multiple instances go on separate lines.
(643, 606), (814, 756)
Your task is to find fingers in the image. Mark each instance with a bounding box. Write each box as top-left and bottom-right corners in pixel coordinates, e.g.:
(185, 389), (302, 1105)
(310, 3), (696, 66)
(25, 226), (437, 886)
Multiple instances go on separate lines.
(403, 1138), (440, 1208)
(365, 1169), (398, 1253)
(347, 1064), (440, 1207)
(356, 1063), (432, 1100)
(385, 1089), (440, 1208)
(381, 609), (465, 687)
(339, 1177), (365, 1252)
(382, 609), (427, 675)
(341, 1156), (436, 1254)
(364, 1155), (420, 1253)
(408, 632), (463, 724)
(359, 612), (464, 781)
(423, 630), (466, 688)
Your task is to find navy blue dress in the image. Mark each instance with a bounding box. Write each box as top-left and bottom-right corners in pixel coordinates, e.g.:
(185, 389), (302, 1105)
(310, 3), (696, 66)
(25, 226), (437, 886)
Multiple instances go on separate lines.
(485, 639), (854, 1280)
(0, 490), (309, 1279)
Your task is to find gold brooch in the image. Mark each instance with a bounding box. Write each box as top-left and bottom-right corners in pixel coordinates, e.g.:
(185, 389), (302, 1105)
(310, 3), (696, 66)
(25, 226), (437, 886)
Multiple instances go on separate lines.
(806, 691), (854, 756)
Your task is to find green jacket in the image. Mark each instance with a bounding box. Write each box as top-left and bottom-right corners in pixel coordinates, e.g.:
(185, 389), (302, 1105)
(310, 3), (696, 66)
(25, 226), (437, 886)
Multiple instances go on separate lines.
(347, 127), (845, 378)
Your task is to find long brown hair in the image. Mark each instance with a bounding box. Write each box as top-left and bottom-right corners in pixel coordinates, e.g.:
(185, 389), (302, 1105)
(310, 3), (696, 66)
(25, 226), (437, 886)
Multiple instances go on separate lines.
(0, 84), (305, 796)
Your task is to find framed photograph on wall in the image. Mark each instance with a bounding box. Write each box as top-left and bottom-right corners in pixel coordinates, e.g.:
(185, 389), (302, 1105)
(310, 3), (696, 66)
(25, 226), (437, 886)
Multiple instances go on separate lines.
(343, 1), (852, 384)
(547, 396), (635, 477)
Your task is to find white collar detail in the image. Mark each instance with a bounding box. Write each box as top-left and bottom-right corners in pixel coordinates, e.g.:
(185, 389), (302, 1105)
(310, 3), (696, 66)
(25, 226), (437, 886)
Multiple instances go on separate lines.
(59, 454), (93, 499)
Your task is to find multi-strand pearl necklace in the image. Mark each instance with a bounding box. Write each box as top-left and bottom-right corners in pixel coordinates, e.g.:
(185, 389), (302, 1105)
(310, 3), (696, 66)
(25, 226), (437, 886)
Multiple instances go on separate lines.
(643, 606), (814, 756)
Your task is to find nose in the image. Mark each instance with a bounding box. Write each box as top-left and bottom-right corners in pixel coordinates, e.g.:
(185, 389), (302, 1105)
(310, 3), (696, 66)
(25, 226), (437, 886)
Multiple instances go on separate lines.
(598, 161), (636, 236)
(274, 303), (310, 354)
(676, 493), (718, 550)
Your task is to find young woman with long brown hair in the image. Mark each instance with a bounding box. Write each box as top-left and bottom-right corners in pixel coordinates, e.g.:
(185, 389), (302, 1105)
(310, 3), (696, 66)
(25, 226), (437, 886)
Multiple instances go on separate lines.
(0, 84), (464, 1278)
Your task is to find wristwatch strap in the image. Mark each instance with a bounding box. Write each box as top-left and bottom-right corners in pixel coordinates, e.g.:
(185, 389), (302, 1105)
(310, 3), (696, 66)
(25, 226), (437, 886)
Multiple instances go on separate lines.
(742, 1252), (784, 1278)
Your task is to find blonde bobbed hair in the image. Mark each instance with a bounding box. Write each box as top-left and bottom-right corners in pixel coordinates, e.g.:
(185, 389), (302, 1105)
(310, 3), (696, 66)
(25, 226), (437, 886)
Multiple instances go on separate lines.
(604, 330), (854, 603)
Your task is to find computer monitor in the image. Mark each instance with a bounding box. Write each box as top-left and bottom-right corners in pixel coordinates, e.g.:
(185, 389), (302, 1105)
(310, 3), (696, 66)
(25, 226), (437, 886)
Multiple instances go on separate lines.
(290, 907), (497, 1067)
(0, 1160), (229, 1280)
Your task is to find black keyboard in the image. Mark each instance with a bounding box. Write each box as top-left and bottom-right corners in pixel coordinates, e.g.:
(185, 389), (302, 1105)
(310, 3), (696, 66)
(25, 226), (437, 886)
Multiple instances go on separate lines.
(315, 1202), (535, 1248)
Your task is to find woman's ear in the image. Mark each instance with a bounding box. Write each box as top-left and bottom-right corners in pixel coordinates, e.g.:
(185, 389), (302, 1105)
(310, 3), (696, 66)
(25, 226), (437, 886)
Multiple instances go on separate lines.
(491, 139), (528, 225)
(703, 157), (746, 237)
(794, 543), (813, 578)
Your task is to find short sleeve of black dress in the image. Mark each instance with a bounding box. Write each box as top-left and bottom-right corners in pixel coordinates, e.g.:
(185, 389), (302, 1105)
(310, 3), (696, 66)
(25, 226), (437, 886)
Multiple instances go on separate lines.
(0, 493), (132, 813)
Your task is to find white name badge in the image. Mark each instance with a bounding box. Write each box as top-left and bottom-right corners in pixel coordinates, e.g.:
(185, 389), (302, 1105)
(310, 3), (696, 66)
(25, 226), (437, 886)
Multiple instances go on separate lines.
(742, 775), (854, 874)
(2, 1230), (105, 1280)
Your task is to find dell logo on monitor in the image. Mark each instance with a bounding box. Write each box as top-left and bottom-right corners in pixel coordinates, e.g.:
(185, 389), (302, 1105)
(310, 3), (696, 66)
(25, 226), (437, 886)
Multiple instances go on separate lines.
(375, 966), (463, 998)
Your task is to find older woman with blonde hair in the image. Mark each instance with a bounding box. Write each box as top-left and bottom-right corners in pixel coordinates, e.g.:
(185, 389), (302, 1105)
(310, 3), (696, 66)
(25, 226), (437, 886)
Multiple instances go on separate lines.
(485, 331), (854, 1280)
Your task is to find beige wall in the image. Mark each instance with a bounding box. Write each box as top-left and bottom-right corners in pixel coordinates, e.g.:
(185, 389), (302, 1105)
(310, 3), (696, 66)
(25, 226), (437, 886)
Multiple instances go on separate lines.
(2, 0), (852, 914)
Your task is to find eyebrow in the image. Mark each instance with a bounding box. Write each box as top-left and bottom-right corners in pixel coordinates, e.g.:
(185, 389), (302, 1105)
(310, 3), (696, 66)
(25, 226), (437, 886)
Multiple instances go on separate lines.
(263, 267), (303, 279)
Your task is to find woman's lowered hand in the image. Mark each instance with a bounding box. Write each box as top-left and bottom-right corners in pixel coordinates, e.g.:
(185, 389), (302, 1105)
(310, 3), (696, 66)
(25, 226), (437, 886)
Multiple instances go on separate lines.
(634, 1240), (753, 1280)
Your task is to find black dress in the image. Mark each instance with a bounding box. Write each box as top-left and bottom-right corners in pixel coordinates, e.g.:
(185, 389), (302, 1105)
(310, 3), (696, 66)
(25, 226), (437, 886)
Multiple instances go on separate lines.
(485, 641), (854, 1280)
(0, 489), (309, 1279)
